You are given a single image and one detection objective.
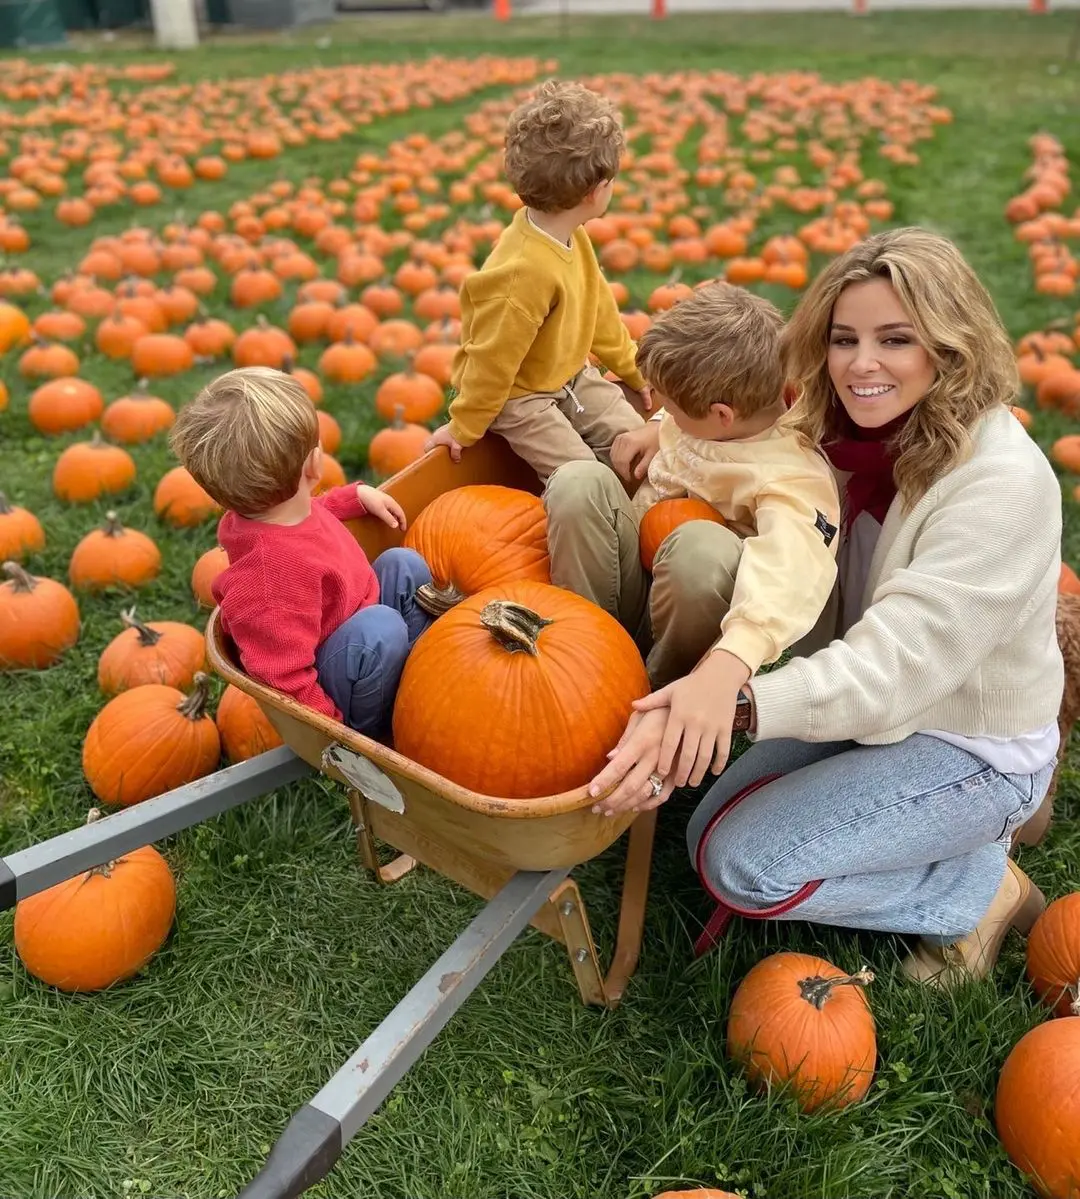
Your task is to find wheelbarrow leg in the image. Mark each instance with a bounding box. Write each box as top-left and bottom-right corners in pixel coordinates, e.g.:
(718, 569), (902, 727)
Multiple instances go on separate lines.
(346, 788), (416, 885)
(0, 747), (312, 912)
(236, 867), (569, 1199)
(550, 808), (657, 1009)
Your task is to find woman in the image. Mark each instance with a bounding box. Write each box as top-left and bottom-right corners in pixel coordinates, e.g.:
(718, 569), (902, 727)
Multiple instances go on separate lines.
(589, 227), (1063, 986)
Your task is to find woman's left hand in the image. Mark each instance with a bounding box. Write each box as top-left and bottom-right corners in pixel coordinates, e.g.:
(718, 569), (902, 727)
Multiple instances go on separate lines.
(634, 649), (752, 787)
(588, 708), (678, 817)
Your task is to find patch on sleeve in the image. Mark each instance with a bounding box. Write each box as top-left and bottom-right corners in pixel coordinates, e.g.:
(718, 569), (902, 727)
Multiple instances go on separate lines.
(815, 510), (838, 547)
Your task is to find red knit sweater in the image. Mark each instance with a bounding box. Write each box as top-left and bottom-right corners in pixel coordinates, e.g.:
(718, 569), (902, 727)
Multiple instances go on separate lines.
(213, 485), (378, 721)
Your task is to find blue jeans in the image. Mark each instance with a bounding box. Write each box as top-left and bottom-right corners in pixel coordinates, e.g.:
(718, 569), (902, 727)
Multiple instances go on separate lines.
(686, 735), (1055, 941)
(315, 548), (433, 736)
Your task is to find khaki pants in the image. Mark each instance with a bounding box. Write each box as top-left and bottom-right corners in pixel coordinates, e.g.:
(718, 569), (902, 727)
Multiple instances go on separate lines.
(489, 364), (644, 484)
(545, 460), (744, 687)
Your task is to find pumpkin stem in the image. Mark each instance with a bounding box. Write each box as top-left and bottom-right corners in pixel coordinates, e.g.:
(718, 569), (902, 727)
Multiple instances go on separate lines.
(798, 967), (874, 1011)
(1071, 987), (1080, 1017)
(178, 671), (211, 720)
(282, 353), (295, 374)
(0, 492), (11, 515)
(84, 808), (118, 877)
(479, 600), (553, 657)
(2, 560), (36, 593)
(135, 377), (149, 396)
(416, 580), (467, 617)
(121, 606), (162, 646)
(392, 403), (406, 430)
(90, 429), (104, 448)
(102, 511), (125, 538)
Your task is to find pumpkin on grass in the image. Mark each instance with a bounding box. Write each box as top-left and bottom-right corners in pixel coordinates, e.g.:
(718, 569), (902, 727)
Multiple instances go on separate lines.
(14, 809), (176, 992)
(368, 405), (429, 478)
(640, 497), (726, 572)
(69, 512), (161, 590)
(726, 952), (877, 1112)
(995, 1014), (1080, 1199)
(154, 466), (220, 527)
(52, 433), (137, 503)
(392, 580), (649, 798)
(101, 379), (175, 444)
(404, 485), (550, 615)
(98, 608), (206, 694)
(192, 545), (229, 607)
(0, 493), (45, 560)
(216, 684), (284, 762)
(82, 672), (221, 807)
(1027, 893), (1080, 1018)
(27, 376), (104, 435)
(0, 561), (80, 669)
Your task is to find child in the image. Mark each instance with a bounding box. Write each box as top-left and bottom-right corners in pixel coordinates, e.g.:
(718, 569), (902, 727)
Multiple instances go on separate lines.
(545, 281), (841, 690)
(169, 367), (433, 736)
(425, 79), (651, 483)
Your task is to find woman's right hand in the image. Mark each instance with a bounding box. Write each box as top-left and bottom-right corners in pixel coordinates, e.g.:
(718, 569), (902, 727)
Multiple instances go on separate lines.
(588, 708), (677, 816)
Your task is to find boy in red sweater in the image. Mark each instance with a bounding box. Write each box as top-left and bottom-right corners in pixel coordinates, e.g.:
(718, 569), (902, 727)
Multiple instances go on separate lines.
(170, 367), (433, 735)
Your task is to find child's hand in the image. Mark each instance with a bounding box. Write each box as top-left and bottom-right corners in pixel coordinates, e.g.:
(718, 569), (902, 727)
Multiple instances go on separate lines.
(356, 485), (407, 531)
(612, 423), (661, 482)
(638, 383), (653, 412)
(424, 424), (464, 463)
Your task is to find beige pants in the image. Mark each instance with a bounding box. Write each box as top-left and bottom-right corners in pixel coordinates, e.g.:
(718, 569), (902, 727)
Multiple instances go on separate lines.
(544, 460), (744, 687)
(489, 364), (645, 483)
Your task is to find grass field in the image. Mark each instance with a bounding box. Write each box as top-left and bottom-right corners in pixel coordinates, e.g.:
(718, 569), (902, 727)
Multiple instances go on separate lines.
(2, 11), (1080, 1199)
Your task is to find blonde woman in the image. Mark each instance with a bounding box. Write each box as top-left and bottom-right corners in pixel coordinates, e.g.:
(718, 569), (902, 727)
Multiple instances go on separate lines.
(589, 228), (1063, 986)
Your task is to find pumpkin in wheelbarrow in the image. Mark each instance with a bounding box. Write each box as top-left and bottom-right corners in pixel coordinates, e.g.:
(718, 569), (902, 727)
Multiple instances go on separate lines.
(392, 580), (649, 799)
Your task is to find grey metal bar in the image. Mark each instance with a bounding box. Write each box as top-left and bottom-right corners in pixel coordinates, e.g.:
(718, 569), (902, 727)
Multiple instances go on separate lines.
(0, 747), (311, 909)
(237, 867), (569, 1199)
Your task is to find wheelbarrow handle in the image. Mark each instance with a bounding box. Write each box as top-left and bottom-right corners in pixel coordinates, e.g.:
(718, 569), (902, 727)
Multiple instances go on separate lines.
(236, 1108), (342, 1199)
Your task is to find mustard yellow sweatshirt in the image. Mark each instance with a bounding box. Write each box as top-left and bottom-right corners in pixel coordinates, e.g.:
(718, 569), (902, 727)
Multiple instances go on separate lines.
(634, 414), (841, 675)
(447, 208), (646, 446)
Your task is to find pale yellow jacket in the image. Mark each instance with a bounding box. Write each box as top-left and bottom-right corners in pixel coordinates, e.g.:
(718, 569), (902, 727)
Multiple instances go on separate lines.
(635, 414), (841, 674)
(447, 208), (646, 446)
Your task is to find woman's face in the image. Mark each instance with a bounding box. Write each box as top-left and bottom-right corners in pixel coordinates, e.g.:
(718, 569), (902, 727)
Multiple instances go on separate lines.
(827, 278), (936, 429)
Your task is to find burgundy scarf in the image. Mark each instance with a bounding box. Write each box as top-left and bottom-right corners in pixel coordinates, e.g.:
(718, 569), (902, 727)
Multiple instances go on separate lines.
(824, 410), (912, 530)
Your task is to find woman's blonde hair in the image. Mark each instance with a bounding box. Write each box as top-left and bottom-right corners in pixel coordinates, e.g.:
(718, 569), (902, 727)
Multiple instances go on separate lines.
(783, 227), (1020, 508)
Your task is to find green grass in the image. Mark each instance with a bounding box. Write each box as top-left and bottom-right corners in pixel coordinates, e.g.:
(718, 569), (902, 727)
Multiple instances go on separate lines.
(1, 12), (1080, 1199)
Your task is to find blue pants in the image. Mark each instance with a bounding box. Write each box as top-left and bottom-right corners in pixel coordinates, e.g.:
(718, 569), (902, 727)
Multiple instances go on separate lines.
(315, 548), (433, 736)
(687, 735), (1055, 942)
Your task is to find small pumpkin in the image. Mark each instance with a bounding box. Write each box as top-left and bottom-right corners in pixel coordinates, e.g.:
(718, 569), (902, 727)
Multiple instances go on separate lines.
(53, 433), (137, 503)
(318, 331), (376, 384)
(995, 1014), (1080, 1199)
(232, 316), (297, 369)
(0, 492), (45, 561)
(98, 608), (206, 694)
(192, 545), (229, 607)
(404, 484), (550, 615)
(69, 512), (161, 591)
(639, 498), (727, 572)
(154, 466), (220, 527)
(374, 362), (444, 423)
(0, 299), (31, 353)
(216, 684), (284, 762)
(13, 809), (176, 992)
(27, 376), (104, 435)
(0, 561), (80, 669)
(82, 672), (221, 807)
(392, 580), (649, 798)
(130, 332), (195, 378)
(1052, 436), (1080, 475)
(1027, 893), (1080, 1018)
(101, 380), (175, 444)
(726, 953), (877, 1112)
(368, 406), (429, 478)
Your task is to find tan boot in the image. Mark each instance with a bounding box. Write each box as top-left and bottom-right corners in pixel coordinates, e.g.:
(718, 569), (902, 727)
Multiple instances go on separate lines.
(901, 860), (1046, 988)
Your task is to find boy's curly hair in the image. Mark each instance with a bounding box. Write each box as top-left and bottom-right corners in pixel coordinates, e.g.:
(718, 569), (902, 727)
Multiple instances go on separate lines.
(503, 79), (624, 213)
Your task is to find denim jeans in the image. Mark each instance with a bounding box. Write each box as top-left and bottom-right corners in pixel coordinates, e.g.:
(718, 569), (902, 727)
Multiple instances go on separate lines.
(315, 548), (433, 736)
(686, 735), (1055, 941)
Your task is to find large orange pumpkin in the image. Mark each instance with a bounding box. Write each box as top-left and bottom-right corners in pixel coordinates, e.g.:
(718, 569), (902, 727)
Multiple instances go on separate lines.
(97, 608), (206, 695)
(995, 1016), (1080, 1199)
(392, 580), (649, 798)
(82, 672), (221, 807)
(726, 953), (877, 1112)
(1027, 894), (1080, 1018)
(14, 810), (176, 992)
(0, 561), (80, 669)
(639, 497), (726, 572)
(216, 684), (284, 762)
(403, 484), (549, 615)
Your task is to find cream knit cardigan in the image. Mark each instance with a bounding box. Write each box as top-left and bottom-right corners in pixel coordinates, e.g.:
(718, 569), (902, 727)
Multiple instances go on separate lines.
(751, 406), (1065, 744)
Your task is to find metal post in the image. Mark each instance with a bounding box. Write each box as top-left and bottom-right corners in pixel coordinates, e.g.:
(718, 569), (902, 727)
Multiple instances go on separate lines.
(0, 747), (311, 911)
(236, 868), (570, 1199)
(148, 0), (200, 47)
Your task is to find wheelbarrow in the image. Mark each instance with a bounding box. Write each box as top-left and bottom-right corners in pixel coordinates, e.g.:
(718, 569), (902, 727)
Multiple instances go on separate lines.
(1, 436), (656, 1199)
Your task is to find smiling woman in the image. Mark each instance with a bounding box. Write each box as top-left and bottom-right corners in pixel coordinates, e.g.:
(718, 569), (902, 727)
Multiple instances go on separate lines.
(591, 227), (1065, 991)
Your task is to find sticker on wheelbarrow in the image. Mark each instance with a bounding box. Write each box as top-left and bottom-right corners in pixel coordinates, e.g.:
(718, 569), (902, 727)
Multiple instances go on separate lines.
(321, 744), (406, 814)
